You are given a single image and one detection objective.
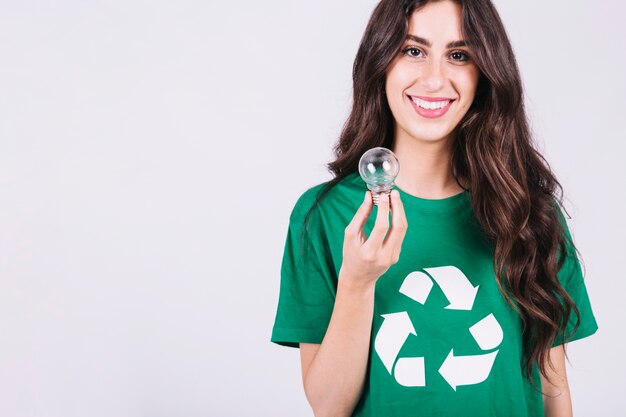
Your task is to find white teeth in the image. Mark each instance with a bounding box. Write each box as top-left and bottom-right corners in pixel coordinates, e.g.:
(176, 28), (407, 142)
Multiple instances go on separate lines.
(411, 97), (451, 110)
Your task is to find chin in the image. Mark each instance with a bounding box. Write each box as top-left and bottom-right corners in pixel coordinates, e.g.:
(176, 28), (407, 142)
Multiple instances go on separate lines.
(408, 130), (453, 143)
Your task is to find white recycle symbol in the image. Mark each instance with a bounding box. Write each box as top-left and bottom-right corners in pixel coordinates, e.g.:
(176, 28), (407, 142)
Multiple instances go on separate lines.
(374, 265), (503, 391)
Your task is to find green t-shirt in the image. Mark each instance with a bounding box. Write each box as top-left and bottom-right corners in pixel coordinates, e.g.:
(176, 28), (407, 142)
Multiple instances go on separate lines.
(271, 172), (598, 417)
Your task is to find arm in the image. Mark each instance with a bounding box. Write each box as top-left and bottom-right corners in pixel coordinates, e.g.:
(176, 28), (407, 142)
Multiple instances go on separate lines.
(300, 190), (407, 417)
(300, 278), (376, 417)
(541, 344), (573, 417)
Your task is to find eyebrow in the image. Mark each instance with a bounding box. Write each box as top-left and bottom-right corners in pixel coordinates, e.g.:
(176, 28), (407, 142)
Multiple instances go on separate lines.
(406, 34), (467, 48)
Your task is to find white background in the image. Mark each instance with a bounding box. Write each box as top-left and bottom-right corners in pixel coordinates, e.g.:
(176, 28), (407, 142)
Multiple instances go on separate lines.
(0, 1), (624, 416)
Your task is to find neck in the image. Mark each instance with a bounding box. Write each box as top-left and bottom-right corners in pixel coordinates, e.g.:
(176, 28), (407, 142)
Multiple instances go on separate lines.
(391, 132), (463, 199)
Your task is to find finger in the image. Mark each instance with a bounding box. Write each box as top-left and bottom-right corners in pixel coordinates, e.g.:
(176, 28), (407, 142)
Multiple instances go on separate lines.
(366, 192), (390, 247)
(345, 191), (373, 239)
(383, 189), (408, 252)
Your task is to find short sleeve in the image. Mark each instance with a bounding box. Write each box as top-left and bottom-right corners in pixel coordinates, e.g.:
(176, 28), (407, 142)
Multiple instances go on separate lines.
(270, 193), (337, 348)
(551, 206), (599, 347)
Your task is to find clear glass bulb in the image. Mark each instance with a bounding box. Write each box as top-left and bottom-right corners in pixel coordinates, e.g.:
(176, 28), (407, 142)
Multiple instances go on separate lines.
(358, 147), (400, 205)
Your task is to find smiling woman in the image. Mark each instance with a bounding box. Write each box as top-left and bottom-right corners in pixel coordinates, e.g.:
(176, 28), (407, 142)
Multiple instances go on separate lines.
(270, 1), (598, 416)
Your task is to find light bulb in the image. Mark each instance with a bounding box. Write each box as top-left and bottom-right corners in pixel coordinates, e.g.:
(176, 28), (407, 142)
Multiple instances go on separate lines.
(358, 147), (400, 205)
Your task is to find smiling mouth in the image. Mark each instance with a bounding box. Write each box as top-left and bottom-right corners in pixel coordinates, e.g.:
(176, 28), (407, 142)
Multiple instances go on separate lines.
(408, 95), (455, 110)
(407, 95), (455, 119)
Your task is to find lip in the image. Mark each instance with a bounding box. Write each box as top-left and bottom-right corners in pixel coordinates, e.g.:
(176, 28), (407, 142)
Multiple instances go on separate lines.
(411, 95), (455, 102)
(408, 95), (455, 119)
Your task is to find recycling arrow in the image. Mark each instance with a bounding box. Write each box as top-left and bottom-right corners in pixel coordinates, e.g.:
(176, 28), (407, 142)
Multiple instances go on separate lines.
(399, 271), (433, 304)
(469, 313), (503, 350)
(438, 349), (499, 391)
(423, 266), (480, 310)
(395, 356), (426, 387)
(374, 311), (416, 374)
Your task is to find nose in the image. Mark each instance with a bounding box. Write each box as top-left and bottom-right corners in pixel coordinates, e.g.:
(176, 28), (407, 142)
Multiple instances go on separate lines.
(419, 58), (445, 92)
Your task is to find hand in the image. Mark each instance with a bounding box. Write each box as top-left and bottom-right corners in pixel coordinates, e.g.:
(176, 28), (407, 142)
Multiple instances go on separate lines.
(340, 190), (408, 289)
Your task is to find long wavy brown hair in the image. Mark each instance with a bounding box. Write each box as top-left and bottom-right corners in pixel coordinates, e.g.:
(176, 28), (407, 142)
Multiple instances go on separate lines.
(299, 0), (581, 390)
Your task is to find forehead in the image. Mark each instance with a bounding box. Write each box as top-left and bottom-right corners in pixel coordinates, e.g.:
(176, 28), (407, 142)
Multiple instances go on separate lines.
(407, 1), (464, 43)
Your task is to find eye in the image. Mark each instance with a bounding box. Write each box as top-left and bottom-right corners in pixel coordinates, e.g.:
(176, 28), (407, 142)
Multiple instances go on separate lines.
(450, 50), (470, 62)
(402, 47), (422, 58)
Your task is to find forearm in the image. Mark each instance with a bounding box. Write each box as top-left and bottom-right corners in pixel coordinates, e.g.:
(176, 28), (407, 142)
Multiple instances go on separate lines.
(304, 273), (375, 417)
(542, 345), (573, 417)
(543, 387), (572, 417)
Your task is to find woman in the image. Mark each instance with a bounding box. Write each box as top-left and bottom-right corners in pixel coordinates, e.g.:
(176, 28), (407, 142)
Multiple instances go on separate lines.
(271, 1), (598, 416)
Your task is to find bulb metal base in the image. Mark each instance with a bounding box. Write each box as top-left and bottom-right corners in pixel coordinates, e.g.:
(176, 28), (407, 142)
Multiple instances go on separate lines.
(371, 189), (392, 206)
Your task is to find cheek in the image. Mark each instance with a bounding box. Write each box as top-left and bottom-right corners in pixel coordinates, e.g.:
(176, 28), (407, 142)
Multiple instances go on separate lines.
(386, 63), (413, 93)
(450, 78), (477, 113)
(459, 67), (480, 96)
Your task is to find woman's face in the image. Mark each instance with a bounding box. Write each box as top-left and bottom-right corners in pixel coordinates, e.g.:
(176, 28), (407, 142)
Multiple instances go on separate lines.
(385, 0), (480, 145)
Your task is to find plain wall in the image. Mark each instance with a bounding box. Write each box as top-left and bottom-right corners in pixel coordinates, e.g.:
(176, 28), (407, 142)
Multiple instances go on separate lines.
(0, 0), (624, 416)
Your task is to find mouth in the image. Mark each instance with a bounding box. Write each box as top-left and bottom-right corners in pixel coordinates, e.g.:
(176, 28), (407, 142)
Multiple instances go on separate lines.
(408, 95), (455, 119)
